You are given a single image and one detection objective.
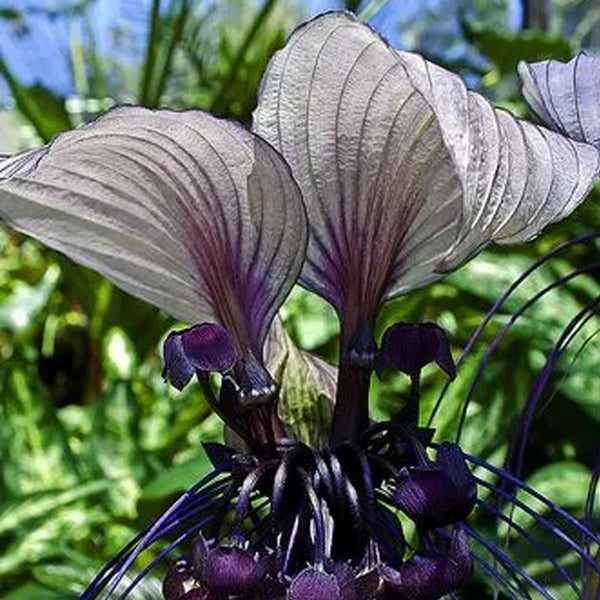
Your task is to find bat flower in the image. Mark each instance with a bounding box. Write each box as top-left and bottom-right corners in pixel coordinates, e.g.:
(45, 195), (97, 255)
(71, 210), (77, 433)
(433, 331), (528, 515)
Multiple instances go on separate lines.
(2, 11), (600, 600)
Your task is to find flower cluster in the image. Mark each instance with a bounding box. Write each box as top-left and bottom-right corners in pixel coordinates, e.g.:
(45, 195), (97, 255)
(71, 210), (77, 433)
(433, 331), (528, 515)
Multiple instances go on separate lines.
(1, 10), (600, 600)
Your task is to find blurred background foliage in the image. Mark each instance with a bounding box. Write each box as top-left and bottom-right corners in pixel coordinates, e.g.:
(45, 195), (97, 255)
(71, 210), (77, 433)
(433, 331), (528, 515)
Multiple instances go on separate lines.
(1, 0), (600, 598)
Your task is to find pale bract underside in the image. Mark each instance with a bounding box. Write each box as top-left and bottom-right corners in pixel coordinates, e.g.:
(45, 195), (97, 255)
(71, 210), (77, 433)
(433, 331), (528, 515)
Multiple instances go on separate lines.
(519, 52), (600, 150)
(0, 107), (308, 354)
(253, 12), (599, 312)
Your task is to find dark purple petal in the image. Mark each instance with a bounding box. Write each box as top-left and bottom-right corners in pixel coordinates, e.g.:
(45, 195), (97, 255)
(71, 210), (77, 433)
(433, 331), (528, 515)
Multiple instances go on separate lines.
(202, 546), (264, 595)
(262, 575), (288, 599)
(354, 569), (380, 600)
(163, 331), (196, 390)
(201, 442), (236, 471)
(162, 324), (238, 390)
(381, 528), (473, 600)
(392, 468), (457, 528)
(435, 443), (477, 504)
(329, 561), (359, 600)
(181, 324), (238, 372)
(288, 568), (341, 600)
(391, 444), (476, 528)
(162, 558), (195, 600)
(377, 323), (455, 379)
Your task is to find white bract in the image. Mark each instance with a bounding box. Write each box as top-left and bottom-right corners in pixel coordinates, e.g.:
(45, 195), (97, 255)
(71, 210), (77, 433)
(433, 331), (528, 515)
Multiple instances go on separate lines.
(253, 12), (600, 340)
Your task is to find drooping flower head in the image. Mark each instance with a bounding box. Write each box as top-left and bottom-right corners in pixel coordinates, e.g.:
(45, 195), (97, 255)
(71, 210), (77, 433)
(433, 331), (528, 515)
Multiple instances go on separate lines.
(1, 11), (600, 600)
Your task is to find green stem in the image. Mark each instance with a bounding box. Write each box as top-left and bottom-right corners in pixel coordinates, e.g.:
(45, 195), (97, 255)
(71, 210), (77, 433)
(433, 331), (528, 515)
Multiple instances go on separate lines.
(210, 0), (279, 113)
(358, 0), (393, 23)
(149, 0), (191, 107)
(139, 0), (162, 105)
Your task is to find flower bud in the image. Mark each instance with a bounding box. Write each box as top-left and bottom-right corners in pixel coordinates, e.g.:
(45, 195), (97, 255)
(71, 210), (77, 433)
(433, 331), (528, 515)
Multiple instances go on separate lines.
(203, 545), (266, 595)
(392, 443), (476, 528)
(381, 528), (473, 599)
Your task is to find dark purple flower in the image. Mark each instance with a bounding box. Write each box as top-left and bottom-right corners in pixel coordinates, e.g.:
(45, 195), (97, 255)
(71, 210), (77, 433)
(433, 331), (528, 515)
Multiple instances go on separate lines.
(162, 323), (239, 390)
(200, 544), (268, 596)
(380, 528), (473, 600)
(1, 11), (600, 600)
(377, 323), (455, 380)
(392, 443), (476, 529)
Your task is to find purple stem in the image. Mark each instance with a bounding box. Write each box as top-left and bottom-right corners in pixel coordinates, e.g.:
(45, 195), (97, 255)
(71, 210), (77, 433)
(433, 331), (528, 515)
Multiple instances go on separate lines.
(282, 512), (302, 576)
(299, 467), (326, 568)
(469, 552), (523, 599)
(460, 233), (600, 362)
(330, 361), (371, 445)
(343, 443), (376, 518)
(509, 297), (600, 477)
(234, 463), (271, 539)
(583, 426), (600, 591)
(476, 477), (598, 572)
(427, 234), (600, 428)
(115, 514), (217, 600)
(87, 480), (232, 598)
(81, 469), (226, 599)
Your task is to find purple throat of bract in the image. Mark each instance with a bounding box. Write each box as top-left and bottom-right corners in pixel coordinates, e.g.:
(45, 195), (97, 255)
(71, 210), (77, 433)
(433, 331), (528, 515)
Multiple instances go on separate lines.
(2, 10), (600, 600)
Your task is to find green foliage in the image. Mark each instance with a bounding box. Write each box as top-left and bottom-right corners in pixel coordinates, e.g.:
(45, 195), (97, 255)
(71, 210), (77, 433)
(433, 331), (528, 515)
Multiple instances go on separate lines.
(463, 19), (572, 76)
(0, 58), (72, 142)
